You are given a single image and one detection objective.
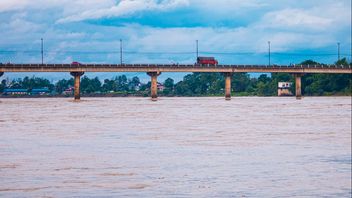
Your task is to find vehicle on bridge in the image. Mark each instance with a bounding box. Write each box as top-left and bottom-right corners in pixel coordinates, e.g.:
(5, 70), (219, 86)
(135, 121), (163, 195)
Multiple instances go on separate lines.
(197, 57), (218, 65)
(71, 61), (81, 66)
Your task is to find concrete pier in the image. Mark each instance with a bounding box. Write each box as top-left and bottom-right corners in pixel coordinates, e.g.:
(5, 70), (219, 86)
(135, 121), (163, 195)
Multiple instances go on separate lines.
(224, 72), (232, 100)
(0, 72), (3, 78)
(147, 72), (161, 101)
(70, 72), (84, 100)
(294, 74), (303, 99)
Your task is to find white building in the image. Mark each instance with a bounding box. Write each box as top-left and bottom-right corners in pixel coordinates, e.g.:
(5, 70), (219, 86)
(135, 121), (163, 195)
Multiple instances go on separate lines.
(278, 82), (293, 96)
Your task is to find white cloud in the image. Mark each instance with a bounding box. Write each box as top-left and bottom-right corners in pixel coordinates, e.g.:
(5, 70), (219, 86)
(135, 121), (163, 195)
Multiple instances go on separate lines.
(0, 0), (114, 12)
(193, 0), (266, 10)
(260, 9), (333, 30)
(57, 0), (189, 23)
(0, 0), (350, 66)
(0, 0), (29, 12)
(256, 1), (350, 32)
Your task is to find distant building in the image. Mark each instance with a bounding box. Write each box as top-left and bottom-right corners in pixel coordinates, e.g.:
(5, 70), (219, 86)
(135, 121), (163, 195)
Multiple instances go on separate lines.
(157, 82), (165, 91)
(3, 88), (28, 95)
(63, 87), (74, 95)
(3, 88), (50, 95)
(278, 82), (293, 96)
(30, 88), (50, 95)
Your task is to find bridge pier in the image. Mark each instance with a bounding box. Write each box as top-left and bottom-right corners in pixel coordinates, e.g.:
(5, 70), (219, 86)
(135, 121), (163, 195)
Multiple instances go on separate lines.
(294, 74), (304, 100)
(224, 72), (232, 100)
(70, 72), (84, 100)
(0, 72), (3, 78)
(147, 72), (161, 101)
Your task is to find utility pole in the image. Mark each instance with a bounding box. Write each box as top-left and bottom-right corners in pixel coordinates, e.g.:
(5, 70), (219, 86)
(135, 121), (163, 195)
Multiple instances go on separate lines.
(41, 38), (43, 65)
(268, 41), (271, 66)
(196, 40), (199, 60)
(120, 39), (123, 65)
(337, 42), (340, 61)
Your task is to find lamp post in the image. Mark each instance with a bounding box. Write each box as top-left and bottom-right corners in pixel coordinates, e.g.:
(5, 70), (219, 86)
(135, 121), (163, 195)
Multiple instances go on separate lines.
(268, 41), (271, 66)
(41, 38), (43, 65)
(337, 42), (340, 61)
(196, 40), (199, 60)
(120, 39), (123, 65)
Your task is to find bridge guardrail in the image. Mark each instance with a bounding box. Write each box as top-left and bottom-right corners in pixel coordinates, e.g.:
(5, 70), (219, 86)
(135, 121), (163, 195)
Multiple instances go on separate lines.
(1, 63), (351, 70)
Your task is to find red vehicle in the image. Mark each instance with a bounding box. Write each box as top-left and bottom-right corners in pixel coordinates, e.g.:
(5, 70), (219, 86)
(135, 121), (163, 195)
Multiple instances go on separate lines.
(71, 61), (81, 65)
(197, 57), (218, 65)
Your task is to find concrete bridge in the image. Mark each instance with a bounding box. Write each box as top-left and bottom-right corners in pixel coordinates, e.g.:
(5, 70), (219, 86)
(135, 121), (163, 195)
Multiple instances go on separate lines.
(0, 63), (351, 100)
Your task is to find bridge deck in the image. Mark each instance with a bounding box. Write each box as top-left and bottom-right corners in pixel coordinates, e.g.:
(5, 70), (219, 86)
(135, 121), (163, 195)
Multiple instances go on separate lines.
(0, 64), (351, 74)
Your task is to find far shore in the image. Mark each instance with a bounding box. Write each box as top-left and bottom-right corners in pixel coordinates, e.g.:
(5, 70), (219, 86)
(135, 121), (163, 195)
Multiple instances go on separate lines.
(1, 93), (351, 99)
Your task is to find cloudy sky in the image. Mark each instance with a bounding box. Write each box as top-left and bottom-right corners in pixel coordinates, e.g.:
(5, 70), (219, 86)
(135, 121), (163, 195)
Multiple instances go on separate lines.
(0, 0), (351, 81)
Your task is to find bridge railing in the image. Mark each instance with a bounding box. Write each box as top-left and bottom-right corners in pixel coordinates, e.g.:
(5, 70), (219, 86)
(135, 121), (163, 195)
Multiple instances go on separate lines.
(0, 63), (351, 69)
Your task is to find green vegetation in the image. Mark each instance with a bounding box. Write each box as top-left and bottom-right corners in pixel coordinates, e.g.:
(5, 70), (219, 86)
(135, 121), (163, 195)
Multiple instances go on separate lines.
(300, 58), (352, 96)
(1, 59), (351, 97)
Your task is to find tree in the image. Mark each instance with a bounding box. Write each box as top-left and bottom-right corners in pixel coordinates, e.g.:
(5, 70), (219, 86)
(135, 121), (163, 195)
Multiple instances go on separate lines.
(258, 74), (271, 84)
(336, 58), (349, 66)
(55, 78), (74, 94)
(164, 78), (174, 89)
(233, 73), (251, 93)
(116, 75), (128, 91)
(163, 78), (175, 95)
(300, 58), (351, 96)
(7, 76), (54, 92)
(81, 76), (102, 93)
(102, 79), (115, 92)
(0, 79), (6, 93)
(175, 81), (192, 96)
(128, 76), (141, 91)
(139, 82), (150, 92)
(300, 60), (320, 65)
(90, 77), (102, 92)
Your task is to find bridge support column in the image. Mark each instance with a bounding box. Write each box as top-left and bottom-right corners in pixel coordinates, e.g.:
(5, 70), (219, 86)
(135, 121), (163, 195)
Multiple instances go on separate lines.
(147, 72), (161, 101)
(70, 72), (84, 100)
(294, 74), (304, 100)
(224, 72), (233, 100)
(0, 72), (3, 78)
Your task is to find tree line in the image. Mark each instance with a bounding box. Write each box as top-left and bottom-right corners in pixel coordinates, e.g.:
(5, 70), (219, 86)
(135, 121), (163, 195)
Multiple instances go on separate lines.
(1, 59), (351, 96)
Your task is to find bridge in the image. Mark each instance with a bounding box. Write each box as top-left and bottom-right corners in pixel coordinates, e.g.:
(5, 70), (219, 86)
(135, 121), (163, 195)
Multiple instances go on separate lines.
(0, 63), (351, 100)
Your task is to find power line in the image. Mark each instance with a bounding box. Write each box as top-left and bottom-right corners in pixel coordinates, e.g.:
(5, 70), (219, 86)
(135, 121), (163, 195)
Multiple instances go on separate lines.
(0, 50), (350, 57)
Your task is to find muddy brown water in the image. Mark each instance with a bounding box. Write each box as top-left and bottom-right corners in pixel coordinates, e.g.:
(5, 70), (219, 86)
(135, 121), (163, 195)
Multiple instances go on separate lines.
(0, 97), (351, 197)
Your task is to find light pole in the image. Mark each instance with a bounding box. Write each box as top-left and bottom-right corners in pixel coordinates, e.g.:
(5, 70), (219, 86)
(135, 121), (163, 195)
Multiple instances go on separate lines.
(196, 40), (199, 60)
(41, 38), (43, 65)
(120, 39), (123, 65)
(337, 42), (340, 61)
(268, 41), (271, 66)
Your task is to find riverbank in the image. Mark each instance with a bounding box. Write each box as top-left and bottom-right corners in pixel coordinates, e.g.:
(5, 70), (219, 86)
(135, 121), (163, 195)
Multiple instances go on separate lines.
(0, 92), (351, 98)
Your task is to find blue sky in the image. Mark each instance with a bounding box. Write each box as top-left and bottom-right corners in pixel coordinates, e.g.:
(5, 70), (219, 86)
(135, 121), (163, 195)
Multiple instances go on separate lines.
(0, 0), (351, 82)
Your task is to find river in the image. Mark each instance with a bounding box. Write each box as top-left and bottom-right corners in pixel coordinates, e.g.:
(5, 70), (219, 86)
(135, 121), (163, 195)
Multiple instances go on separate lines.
(0, 97), (351, 197)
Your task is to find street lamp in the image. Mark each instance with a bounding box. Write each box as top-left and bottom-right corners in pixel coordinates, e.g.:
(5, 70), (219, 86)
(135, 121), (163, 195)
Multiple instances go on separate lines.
(337, 42), (340, 61)
(120, 39), (123, 65)
(41, 38), (44, 65)
(268, 41), (271, 66)
(196, 40), (199, 60)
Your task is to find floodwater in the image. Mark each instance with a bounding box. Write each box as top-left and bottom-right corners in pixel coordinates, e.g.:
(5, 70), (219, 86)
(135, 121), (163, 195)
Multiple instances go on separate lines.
(0, 97), (351, 197)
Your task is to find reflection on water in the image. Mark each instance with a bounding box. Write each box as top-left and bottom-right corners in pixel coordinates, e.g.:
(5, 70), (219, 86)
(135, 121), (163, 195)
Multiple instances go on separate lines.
(0, 97), (351, 197)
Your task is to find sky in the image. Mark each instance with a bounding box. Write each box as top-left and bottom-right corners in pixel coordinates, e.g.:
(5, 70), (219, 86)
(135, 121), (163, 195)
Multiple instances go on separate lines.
(0, 0), (351, 82)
